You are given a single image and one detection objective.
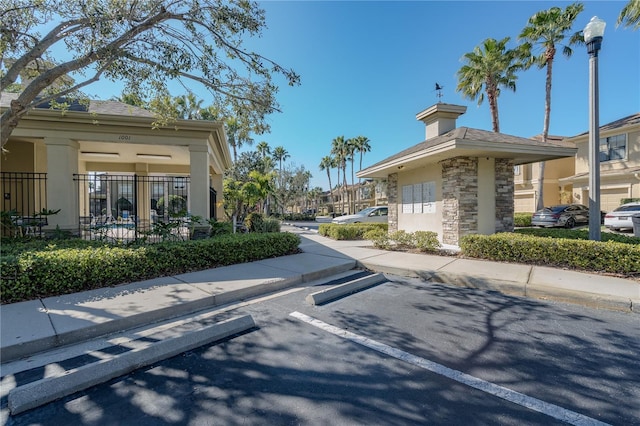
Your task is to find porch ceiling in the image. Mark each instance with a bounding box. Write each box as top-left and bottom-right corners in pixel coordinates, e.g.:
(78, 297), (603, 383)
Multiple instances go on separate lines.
(78, 141), (191, 165)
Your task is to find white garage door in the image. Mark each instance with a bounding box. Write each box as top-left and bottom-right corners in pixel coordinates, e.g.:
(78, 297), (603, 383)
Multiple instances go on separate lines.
(601, 187), (629, 212)
(514, 194), (535, 213)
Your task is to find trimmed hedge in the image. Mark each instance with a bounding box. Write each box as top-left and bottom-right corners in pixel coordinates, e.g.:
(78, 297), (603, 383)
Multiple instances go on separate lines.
(318, 223), (388, 240)
(515, 228), (640, 244)
(1, 232), (300, 304)
(460, 233), (640, 275)
(514, 213), (533, 227)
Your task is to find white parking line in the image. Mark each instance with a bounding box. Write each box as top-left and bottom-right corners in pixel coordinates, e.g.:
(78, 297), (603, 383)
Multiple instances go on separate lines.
(289, 311), (610, 426)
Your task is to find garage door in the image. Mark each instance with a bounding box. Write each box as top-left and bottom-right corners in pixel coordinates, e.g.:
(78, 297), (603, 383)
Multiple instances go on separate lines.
(514, 194), (535, 213)
(601, 187), (629, 212)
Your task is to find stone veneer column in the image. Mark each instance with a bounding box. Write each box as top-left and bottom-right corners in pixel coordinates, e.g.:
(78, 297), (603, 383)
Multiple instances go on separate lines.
(440, 157), (478, 245)
(386, 173), (398, 233)
(495, 158), (515, 232)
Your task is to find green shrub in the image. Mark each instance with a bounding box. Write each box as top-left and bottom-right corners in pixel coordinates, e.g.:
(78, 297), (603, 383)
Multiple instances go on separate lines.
(413, 231), (440, 253)
(514, 212), (533, 227)
(460, 233), (640, 275)
(388, 230), (413, 249)
(364, 228), (391, 250)
(209, 219), (233, 236)
(0, 232), (300, 304)
(319, 223), (387, 240)
(262, 218), (281, 233)
(244, 212), (264, 232)
(515, 228), (640, 245)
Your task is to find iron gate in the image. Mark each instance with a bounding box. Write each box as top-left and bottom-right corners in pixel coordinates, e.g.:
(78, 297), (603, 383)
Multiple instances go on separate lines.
(75, 174), (191, 241)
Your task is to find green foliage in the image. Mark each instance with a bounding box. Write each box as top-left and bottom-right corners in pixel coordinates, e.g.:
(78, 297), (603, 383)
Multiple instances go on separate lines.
(319, 223), (388, 240)
(262, 218), (281, 233)
(244, 212), (264, 232)
(282, 213), (315, 221)
(620, 198), (640, 205)
(209, 219), (233, 236)
(1, 0), (300, 148)
(460, 233), (640, 275)
(514, 212), (533, 227)
(157, 195), (187, 216)
(515, 228), (640, 244)
(1, 232), (301, 304)
(413, 231), (440, 253)
(365, 229), (440, 253)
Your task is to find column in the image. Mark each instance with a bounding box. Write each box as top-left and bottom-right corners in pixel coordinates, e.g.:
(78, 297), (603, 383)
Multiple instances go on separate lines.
(189, 144), (210, 220)
(45, 137), (79, 233)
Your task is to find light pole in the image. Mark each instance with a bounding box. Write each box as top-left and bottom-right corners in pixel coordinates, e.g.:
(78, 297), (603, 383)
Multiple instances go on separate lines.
(584, 16), (606, 241)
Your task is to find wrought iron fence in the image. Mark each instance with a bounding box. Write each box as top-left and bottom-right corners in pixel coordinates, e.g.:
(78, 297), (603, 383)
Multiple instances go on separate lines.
(1, 172), (48, 237)
(75, 173), (192, 242)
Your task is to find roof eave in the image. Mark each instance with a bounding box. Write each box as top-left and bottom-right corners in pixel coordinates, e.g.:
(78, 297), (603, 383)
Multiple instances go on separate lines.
(358, 139), (576, 179)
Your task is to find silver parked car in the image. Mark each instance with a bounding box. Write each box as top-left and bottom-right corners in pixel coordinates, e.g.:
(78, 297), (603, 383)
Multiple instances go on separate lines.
(332, 206), (388, 224)
(531, 204), (590, 228)
(604, 202), (640, 231)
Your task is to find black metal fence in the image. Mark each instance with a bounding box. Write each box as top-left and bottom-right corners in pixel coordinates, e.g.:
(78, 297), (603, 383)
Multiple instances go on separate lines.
(1, 172), (48, 237)
(75, 173), (192, 241)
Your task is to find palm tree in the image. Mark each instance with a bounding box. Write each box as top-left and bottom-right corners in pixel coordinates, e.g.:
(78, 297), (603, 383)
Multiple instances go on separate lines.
(256, 141), (270, 159)
(176, 93), (203, 119)
(331, 136), (349, 214)
(519, 2), (584, 211)
(352, 135), (371, 211)
(618, 0), (640, 30)
(272, 146), (289, 177)
(456, 37), (527, 133)
(319, 155), (336, 214)
(272, 146), (290, 213)
(346, 138), (358, 213)
(352, 135), (372, 180)
(225, 116), (255, 162)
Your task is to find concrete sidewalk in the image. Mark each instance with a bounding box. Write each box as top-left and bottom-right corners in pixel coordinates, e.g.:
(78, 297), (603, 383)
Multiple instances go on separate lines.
(1, 224), (638, 364)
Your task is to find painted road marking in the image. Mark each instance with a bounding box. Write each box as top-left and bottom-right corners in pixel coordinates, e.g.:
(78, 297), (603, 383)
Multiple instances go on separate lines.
(289, 311), (610, 426)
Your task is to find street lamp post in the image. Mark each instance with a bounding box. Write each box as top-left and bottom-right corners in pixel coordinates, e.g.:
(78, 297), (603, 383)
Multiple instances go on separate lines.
(584, 16), (606, 241)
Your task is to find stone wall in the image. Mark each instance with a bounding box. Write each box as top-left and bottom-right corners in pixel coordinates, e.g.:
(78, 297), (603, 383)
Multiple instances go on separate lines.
(441, 157), (478, 245)
(387, 173), (398, 233)
(495, 158), (515, 232)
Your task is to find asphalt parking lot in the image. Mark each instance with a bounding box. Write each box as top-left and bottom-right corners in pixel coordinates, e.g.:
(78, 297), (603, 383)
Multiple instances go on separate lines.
(5, 273), (638, 426)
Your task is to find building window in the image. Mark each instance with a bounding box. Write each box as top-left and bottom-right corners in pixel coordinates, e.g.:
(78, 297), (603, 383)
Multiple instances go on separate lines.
(600, 134), (626, 162)
(514, 165), (521, 175)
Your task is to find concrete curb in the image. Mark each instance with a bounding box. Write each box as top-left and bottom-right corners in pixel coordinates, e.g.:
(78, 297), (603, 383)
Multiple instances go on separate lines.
(306, 273), (387, 305)
(8, 315), (256, 415)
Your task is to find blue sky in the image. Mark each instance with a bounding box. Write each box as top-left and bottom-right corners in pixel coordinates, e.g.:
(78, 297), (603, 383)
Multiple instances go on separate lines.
(240, 0), (639, 190)
(87, 1), (640, 191)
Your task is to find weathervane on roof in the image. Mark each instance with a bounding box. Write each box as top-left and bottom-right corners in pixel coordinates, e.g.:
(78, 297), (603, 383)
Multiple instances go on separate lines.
(435, 83), (444, 103)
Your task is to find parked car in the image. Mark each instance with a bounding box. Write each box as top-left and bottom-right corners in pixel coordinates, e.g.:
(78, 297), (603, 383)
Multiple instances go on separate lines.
(531, 204), (591, 228)
(332, 206), (388, 224)
(604, 202), (640, 231)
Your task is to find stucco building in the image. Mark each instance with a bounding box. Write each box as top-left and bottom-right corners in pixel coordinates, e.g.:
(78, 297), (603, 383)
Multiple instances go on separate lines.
(1, 93), (231, 237)
(357, 103), (576, 246)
